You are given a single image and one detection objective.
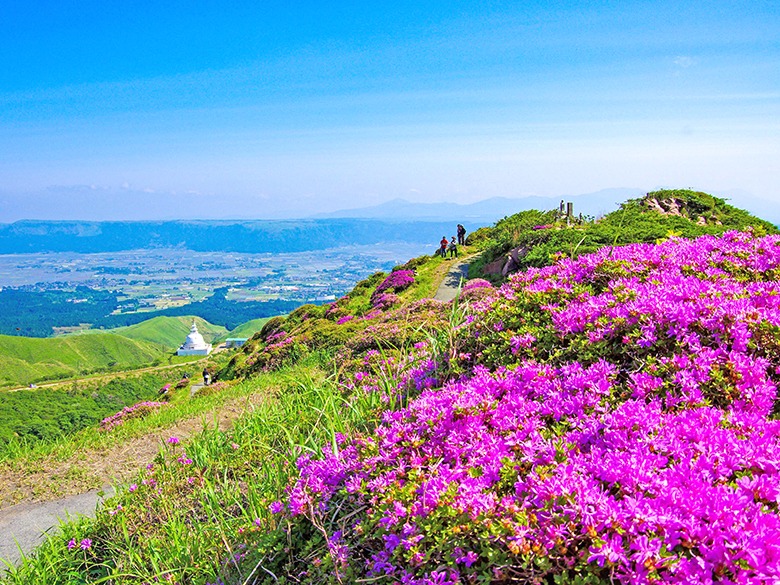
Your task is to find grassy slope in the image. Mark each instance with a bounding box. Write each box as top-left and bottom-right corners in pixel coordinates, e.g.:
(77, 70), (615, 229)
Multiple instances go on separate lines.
(216, 317), (271, 342)
(0, 247), (461, 581)
(0, 360), (356, 583)
(0, 316), (229, 388)
(0, 334), (167, 388)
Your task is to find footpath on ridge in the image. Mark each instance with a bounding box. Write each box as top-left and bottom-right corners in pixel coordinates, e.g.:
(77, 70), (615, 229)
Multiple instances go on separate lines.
(433, 256), (473, 301)
(0, 489), (114, 567)
(0, 392), (264, 569)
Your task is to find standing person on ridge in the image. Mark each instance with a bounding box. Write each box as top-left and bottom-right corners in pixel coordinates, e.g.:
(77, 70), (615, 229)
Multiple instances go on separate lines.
(457, 224), (466, 245)
(439, 236), (449, 258)
(449, 236), (458, 258)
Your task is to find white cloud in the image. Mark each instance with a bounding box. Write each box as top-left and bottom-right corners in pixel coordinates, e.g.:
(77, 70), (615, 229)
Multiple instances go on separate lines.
(673, 55), (697, 68)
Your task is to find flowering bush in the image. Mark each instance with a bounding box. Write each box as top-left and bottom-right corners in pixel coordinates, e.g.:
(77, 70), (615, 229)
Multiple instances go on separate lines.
(459, 279), (496, 305)
(461, 278), (492, 292)
(100, 401), (168, 432)
(371, 292), (400, 311)
(239, 330), (302, 373)
(375, 270), (416, 294)
(275, 232), (780, 584)
(325, 295), (351, 320)
(370, 270), (415, 308)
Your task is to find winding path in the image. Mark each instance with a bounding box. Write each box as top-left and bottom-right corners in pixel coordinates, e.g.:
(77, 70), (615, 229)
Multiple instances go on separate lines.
(0, 488), (113, 567)
(433, 258), (471, 301)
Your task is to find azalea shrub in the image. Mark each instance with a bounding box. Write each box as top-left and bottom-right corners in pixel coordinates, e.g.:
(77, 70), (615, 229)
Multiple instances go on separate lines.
(270, 231), (780, 584)
(99, 401), (168, 432)
(370, 269), (416, 308)
(235, 330), (304, 375)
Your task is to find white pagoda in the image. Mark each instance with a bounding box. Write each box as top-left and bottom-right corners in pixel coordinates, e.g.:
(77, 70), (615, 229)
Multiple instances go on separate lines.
(177, 321), (212, 356)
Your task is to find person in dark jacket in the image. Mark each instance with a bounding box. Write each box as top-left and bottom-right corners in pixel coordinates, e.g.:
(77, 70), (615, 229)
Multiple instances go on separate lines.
(457, 224), (466, 245)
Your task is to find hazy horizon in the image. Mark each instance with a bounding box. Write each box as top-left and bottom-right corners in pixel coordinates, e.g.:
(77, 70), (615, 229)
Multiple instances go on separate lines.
(1, 2), (778, 221)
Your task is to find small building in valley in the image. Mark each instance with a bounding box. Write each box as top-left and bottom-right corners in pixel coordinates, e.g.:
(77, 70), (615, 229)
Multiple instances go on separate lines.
(177, 321), (212, 356)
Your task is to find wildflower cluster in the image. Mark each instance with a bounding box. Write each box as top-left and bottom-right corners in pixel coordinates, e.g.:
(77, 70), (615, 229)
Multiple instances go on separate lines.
(99, 401), (167, 432)
(279, 231), (780, 584)
(325, 295), (351, 319)
(339, 344), (440, 406)
(370, 269), (415, 308)
(341, 299), (449, 359)
(244, 330), (299, 373)
(459, 278), (497, 307)
(371, 291), (400, 311)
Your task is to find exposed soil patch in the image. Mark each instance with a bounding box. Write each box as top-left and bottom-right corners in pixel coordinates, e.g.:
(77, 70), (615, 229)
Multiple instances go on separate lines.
(0, 393), (265, 511)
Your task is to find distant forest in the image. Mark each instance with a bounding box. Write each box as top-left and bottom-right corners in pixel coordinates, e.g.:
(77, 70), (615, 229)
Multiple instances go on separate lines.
(0, 218), (475, 254)
(0, 286), (302, 337)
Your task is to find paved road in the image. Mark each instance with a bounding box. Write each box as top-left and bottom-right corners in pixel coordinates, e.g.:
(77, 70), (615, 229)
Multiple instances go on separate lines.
(434, 259), (470, 301)
(0, 487), (113, 568)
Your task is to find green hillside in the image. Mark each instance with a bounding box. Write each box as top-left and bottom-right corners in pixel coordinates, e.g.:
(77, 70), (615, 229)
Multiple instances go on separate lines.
(110, 316), (227, 349)
(216, 317), (271, 342)
(0, 333), (167, 388)
(0, 316), (230, 389)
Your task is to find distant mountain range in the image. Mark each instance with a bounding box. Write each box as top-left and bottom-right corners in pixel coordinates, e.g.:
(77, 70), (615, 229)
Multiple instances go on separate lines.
(2, 188), (776, 255)
(313, 188), (644, 222)
(315, 188), (780, 226)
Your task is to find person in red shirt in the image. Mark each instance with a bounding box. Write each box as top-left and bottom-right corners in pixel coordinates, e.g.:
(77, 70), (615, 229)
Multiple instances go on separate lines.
(439, 236), (449, 258)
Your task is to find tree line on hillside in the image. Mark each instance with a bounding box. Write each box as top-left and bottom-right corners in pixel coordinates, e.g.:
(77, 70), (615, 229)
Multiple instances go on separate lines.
(0, 374), (164, 448)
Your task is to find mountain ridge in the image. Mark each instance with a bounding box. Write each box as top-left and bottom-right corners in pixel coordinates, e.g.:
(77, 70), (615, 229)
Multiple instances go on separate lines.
(312, 188), (644, 221)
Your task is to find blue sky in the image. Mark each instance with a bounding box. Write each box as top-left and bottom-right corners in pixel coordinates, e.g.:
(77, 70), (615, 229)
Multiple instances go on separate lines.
(0, 1), (778, 220)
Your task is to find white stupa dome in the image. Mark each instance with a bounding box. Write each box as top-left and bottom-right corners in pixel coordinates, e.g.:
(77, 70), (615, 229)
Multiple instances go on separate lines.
(177, 321), (212, 355)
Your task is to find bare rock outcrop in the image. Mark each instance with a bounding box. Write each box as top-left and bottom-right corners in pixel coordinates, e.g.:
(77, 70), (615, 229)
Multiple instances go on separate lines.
(482, 246), (529, 276)
(643, 195), (715, 226)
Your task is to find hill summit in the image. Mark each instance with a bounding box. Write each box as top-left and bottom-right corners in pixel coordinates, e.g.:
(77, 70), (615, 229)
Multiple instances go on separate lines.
(467, 188), (778, 279)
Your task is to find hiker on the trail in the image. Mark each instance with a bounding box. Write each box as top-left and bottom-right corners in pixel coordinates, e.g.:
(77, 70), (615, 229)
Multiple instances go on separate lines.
(439, 236), (449, 258)
(449, 236), (458, 258)
(457, 224), (466, 245)
(202, 368), (210, 385)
